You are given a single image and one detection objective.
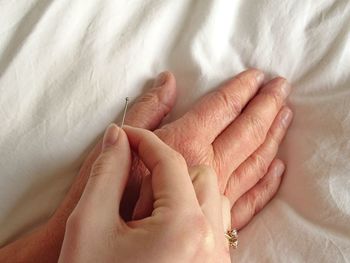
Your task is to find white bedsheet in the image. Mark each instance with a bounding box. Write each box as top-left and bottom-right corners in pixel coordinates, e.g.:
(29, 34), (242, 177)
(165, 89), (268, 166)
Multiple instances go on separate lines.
(0, 0), (349, 262)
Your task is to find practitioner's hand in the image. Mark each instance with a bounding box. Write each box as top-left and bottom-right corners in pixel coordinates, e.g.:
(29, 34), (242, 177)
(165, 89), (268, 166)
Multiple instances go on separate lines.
(59, 125), (231, 263)
(132, 69), (293, 230)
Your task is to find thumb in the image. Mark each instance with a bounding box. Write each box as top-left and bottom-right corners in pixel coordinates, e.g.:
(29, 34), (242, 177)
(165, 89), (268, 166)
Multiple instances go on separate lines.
(77, 124), (132, 219)
(124, 71), (177, 130)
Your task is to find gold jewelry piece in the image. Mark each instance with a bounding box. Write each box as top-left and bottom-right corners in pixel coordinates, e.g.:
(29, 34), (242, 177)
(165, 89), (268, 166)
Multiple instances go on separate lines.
(225, 229), (238, 249)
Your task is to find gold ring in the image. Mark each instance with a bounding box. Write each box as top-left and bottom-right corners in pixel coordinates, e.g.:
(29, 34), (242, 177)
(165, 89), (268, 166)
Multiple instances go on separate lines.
(225, 229), (238, 249)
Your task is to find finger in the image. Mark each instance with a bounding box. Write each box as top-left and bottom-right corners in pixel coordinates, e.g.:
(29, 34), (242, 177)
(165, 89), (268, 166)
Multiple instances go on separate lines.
(76, 124), (131, 217)
(123, 126), (197, 207)
(54, 73), (177, 224)
(221, 195), (231, 232)
(189, 165), (222, 228)
(224, 106), (293, 204)
(179, 69), (264, 143)
(221, 195), (232, 254)
(124, 71), (177, 130)
(230, 159), (285, 230)
(132, 174), (153, 220)
(54, 73), (176, 214)
(120, 72), (177, 220)
(213, 77), (291, 188)
(189, 165), (230, 254)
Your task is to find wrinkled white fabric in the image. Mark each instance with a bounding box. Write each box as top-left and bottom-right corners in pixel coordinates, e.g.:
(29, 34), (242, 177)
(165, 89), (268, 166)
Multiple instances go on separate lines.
(0, 0), (349, 262)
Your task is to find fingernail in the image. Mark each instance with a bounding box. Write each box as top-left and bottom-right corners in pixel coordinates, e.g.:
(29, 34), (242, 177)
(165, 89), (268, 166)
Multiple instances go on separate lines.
(102, 124), (120, 149)
(280, 107), (293, 128)
(154, 72), (167, 87)
(273, 161), (285, 177)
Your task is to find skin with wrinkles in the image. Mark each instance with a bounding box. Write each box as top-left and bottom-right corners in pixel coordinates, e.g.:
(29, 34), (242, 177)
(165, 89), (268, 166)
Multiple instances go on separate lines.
(132, 70), (293, 229)
(0, 69), (292, 262)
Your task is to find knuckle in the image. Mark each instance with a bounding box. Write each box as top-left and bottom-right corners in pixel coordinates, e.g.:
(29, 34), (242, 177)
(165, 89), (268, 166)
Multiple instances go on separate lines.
(125, 93), (159, 127)
(230, 95), (243, 118)
(245, 192), (258, 217)
(252, 194), (265, 214)
(225, 171), (240, 192)
(243, 114), (266, 143)
(266, 91), (283, 110)
(245, 185), (271, 216)
(135, 89), (172, 117)
(251, 153), (269, 178)
(215, 89), (243, 117)
(267, 127), (282, 147)
(235, 71), (260, 92)
(274, 76), (288, 86)
(90, 153), (115, 178)
(262, 77), (287, 108)
(138, 90), (159, 105)
(224, 174), (236, 196)
(164, 134), (195, 164)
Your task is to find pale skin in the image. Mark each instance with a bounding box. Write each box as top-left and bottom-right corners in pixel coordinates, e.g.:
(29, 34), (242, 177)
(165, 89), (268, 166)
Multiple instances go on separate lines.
(0, 69), (293, 262)
(59, 125), (231, 263)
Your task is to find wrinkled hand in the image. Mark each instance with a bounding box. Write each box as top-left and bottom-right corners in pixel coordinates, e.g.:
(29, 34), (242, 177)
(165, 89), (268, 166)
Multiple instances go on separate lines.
(129, 69), (293, 230)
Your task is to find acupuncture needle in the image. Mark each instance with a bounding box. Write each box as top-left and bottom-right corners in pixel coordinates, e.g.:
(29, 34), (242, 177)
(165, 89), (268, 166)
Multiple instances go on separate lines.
(121, 97), (129, 128)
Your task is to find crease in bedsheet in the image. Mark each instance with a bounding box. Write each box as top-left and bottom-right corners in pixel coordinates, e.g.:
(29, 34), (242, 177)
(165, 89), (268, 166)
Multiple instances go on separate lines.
(246, 200), (349, 262)
(0, 0), (53, 78)
(294, 1), (350, 90)
(326, 238), (350, 263)
(284, 135), (350, 241)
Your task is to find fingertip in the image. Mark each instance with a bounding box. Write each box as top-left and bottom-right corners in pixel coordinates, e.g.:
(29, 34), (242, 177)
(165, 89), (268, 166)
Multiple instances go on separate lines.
(263, 77), (291, 99)
(230, 159), (285, 230)
(122, 125), (158, 152)
(155, 71), (177, 109)
(102, 123), (120, 149)
(122, 125), (137, 145)
(236, 68), (265, 87)
(280, 106), (294, 128)
(122, 125), (149, 137)
(122, 124), (142, 133)
(270, 159), (285, 178)
(248, 68), (265, 84)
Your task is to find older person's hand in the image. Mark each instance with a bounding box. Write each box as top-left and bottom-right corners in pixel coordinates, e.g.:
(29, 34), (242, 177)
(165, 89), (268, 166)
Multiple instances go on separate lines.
(128, 69), (292, 231)
(0, 69), (292, 263)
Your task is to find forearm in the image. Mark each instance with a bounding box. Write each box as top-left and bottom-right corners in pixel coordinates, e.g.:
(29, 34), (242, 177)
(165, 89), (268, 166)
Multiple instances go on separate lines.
(0, 223), (63, 263)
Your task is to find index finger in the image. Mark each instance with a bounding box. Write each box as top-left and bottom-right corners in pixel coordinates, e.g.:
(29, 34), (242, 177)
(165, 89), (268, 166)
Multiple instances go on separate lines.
(178, 69), (264, 143)
(123, 126), (197, 207)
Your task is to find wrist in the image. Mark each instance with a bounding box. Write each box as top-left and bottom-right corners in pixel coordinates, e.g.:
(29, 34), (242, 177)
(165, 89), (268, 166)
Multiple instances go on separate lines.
(0, 222), (60, 263)
(44, 217), (67, 258)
